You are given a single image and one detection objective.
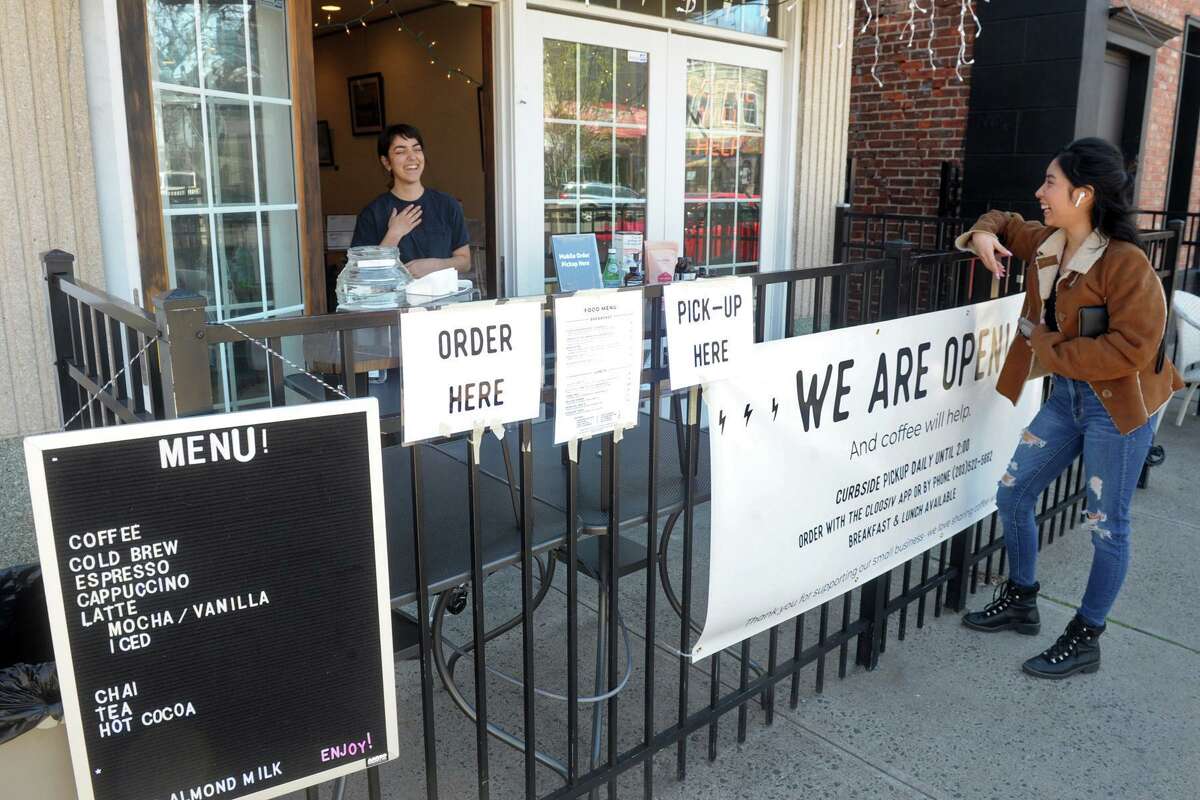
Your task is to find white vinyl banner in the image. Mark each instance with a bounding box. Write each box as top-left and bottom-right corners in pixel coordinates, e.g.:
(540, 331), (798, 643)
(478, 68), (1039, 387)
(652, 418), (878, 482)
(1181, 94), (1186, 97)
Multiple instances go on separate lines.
(400, 299), (544, 444)
(662, 277), (754, 389)
(693, 295), (1041, 660)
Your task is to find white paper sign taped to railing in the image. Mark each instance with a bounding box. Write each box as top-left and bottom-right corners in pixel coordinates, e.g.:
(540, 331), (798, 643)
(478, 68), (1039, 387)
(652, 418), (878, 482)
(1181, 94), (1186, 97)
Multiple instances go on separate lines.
(553, 290), (644, 444)
(662, 277), (754, 389)
(692, 294), (1041, 660)
(400, 299), (544, 444)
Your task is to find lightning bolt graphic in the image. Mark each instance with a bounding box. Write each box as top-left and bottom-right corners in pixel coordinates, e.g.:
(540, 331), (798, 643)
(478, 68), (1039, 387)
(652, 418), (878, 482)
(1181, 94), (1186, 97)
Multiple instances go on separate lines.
(718, 410), (727, 434)
(771, 397), (779, 420)
(743, 403), (753, 425)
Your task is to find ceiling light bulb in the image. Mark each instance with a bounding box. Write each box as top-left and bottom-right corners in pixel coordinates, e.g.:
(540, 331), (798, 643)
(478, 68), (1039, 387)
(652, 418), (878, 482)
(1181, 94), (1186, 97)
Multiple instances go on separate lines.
(320, 4), (341, 11)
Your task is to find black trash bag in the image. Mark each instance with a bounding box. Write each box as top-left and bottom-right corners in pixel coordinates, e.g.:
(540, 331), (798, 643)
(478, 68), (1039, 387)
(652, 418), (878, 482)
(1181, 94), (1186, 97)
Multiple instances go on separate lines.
(0, 662), (61, 745)
(0, 563), (60, 744)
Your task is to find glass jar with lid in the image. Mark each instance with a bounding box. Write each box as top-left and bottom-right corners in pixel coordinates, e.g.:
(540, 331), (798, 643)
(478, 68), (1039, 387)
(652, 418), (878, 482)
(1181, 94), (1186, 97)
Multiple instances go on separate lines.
(335, 245), (412, 310)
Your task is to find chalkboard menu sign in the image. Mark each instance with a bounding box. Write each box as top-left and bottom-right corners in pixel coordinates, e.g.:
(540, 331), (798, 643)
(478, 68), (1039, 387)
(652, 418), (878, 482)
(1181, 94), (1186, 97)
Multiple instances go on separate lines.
(24, 399), (397, 800)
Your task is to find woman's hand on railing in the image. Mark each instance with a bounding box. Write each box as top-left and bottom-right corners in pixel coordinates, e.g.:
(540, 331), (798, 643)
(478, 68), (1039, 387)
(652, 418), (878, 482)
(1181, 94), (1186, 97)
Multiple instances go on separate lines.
(971, 232), (1012, 279)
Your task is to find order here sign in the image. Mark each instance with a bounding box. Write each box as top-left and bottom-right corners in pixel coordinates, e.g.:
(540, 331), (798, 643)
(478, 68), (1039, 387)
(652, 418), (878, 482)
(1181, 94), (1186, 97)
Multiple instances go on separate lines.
(400, 299), (545, 444)
(24, 399), (398, 800)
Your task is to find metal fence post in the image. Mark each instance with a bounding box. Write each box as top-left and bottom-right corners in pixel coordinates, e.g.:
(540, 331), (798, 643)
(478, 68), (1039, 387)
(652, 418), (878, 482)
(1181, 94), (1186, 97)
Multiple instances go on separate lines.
(943, 528), (973, 612)
(43, 249), (83, 429)
(1164, 219), (1184, 307)
(832, 203), (849, 263)
(155, 289), (213, 417)
(881, 240), (912, 320)
(854, 576), (886, 670)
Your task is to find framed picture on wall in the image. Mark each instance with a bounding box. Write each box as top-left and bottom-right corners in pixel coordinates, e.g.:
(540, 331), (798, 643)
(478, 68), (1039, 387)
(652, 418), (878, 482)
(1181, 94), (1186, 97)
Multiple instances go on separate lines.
(347, 73), (385, 136)
(317, 120), (334, 166)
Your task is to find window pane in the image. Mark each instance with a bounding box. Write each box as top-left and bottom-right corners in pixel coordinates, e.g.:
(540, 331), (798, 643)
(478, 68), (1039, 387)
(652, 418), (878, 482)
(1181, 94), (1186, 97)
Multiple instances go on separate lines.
(263, 210), (301, 311)
(687, 61), (713, 128)
(157, 91), (208, 207)
(713, 64), (740, 130)
(164, 213), (215, 310)
(216, 211), (262, 314)
(580, 45), (614, 123)
(207, 98), (255, 205)
(615, 203), (647, 236)
(738, 135), (763, 199)
(249, 0), (289, 98)
(738, 202), (761, 265)
(578, 124), (613, 197)
(545, 122), (577, 200)
(614, 50), (649, 125)
(709, 134), (738, 197)
(544, 204), (578, 281)
(255, 102), (296, 204)
(685, 132), (709, 200)
(708, 202), (735, 266)
(201, 0), (249, 93)
(544, 39), (577, 120)
(614, 128), (646, 200)
(684, 60), (768, 271)
(684, 202), (708, 264)
(740, 67), (767, 133)
(581, 203), (614, 257)
(559, 0), (777, 37)
(149, 0), (199, 87)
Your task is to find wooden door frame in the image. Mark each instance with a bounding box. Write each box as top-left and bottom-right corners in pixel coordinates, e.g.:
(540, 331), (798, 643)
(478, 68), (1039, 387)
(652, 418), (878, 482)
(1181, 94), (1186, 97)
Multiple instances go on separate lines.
(115, 0), (168, 309)
(290, 1), (325, 314)
(114, 0), (324, 314)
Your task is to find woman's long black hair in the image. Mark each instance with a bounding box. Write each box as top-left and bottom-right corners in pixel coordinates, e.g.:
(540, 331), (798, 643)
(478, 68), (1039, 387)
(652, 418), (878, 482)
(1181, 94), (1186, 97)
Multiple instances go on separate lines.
(1053, 137), (1140, 245)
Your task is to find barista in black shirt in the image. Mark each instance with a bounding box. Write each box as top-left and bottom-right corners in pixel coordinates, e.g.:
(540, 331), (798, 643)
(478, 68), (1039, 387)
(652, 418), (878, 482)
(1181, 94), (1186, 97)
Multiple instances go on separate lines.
(351, 123), (471, 278)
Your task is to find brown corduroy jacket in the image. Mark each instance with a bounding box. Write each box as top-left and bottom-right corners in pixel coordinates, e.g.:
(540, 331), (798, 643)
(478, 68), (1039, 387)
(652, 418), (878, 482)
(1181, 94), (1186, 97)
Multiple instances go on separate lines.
(956, 211), (1184, 434)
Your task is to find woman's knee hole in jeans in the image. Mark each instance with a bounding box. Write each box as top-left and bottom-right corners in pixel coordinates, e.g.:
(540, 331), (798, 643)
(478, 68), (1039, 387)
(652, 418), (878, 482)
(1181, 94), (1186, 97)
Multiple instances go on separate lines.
(1083, 475), (1112, 541)
(1019, 428), (1047, 448)
(998, 429), (1047, 490)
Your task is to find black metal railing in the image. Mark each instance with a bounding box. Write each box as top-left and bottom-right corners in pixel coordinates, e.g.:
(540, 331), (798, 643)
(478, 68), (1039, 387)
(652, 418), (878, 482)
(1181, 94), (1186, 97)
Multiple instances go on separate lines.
(43, 233), (1173, 800)
(838, 207), (1198, 295)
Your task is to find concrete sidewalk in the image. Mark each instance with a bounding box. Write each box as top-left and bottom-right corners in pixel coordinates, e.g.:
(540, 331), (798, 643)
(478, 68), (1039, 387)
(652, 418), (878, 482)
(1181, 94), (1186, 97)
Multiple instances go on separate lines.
(318, 393), (1200, 800)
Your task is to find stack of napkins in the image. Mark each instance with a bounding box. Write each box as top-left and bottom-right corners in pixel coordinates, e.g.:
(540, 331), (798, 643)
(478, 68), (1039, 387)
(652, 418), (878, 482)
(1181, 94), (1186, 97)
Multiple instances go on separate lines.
(405, 268), (459, 300)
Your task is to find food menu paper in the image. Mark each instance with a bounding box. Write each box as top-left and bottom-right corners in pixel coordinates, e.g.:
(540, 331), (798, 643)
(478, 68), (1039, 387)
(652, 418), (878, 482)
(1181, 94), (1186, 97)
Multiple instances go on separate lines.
(552, 290), (645, 444)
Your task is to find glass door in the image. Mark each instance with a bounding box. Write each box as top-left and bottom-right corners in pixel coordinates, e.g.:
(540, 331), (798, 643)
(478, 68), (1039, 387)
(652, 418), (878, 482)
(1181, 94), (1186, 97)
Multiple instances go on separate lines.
(519, 12), (666, 295)
(517, 13), (781, 295)
(666, 37), (782, 275)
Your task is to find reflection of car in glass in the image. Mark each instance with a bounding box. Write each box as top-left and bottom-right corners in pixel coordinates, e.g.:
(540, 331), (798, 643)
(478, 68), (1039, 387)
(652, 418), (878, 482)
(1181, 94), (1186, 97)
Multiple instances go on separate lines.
(558, 181), (643, 203)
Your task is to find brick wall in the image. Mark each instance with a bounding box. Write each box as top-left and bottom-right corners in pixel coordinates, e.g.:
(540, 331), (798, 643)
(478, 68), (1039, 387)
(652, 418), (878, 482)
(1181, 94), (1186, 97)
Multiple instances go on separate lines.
(1118, 1), (1200, 215)
(848, 1), (1200, 219)
(847, 0), (977, 215)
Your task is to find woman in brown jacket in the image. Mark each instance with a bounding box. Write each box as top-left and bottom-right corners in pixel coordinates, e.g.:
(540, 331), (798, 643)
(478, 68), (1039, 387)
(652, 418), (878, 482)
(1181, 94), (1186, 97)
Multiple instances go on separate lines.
(955, 138), (1184, 679)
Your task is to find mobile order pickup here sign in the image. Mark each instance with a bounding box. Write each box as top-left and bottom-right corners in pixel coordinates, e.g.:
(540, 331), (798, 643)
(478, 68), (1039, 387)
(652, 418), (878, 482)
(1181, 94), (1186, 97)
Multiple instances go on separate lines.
(24, 399), (398, 800)
(693, 294), (1040, 659)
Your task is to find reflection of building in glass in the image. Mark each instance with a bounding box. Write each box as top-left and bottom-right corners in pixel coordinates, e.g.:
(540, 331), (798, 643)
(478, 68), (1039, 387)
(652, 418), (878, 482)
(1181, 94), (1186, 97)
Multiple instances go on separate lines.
(684, 60), (765, 269)
(542, 40), (650, 278)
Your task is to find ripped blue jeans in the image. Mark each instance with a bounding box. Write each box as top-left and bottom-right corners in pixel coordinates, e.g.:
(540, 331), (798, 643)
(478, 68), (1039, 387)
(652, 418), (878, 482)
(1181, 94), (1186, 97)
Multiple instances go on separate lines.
(996, 375), (1157, 627)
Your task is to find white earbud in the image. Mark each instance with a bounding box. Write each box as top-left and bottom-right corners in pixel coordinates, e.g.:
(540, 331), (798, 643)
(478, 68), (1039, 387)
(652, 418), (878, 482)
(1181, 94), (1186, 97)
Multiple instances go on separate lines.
(1074, 192), (1087, 208)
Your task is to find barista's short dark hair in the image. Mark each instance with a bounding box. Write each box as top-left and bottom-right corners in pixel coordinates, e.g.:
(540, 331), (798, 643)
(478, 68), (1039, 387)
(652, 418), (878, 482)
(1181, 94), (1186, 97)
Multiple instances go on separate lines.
(377, 123), (425, 158)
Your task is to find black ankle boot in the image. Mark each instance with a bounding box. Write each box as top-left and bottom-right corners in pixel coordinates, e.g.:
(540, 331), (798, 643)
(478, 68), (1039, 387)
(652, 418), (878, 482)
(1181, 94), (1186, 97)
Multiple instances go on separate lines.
(962, 580), (1040, 634)
(1022, 614), (1104, 679)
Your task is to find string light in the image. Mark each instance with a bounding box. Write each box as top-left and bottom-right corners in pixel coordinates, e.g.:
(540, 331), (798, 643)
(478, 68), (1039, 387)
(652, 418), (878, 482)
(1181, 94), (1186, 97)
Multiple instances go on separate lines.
(313, 0), (483, 87)
(927, 1), (937, 70)
(955, 0), (973, 81)
(869, 0), (881, 88)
